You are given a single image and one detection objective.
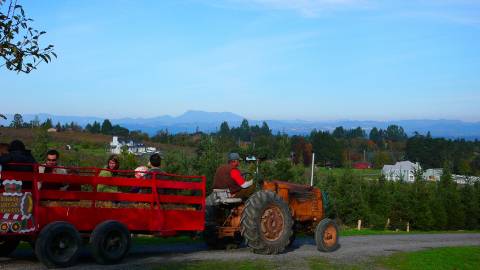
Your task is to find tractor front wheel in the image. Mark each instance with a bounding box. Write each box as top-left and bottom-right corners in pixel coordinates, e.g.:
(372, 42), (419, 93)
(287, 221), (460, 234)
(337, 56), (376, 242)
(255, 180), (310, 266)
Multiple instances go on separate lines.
(240, 190), (293, 254)
(315, 218), (339, 252)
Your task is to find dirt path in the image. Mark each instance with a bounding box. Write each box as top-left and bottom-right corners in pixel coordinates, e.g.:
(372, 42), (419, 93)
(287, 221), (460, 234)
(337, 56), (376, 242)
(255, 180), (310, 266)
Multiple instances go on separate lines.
(2, 233), (480, 270)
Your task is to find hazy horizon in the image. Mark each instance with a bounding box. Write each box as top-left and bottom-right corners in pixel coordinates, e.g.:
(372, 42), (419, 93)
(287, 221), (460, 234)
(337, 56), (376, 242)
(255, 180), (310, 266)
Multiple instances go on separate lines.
(1, 110), (480, 124)
(2, 0), (480, 121)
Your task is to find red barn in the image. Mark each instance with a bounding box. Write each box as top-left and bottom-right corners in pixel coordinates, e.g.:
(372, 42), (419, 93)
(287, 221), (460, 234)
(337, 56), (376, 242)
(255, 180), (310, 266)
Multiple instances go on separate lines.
(353, 162), (372, 169)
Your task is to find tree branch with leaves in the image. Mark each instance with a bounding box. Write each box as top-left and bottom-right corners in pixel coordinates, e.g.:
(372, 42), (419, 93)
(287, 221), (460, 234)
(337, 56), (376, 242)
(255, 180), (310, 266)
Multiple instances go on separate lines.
(0, 0), (56, 73)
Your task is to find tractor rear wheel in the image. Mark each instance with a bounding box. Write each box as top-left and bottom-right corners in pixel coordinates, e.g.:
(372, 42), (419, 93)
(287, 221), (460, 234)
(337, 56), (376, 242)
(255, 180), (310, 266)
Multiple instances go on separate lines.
(35, 221), (82, 268)
(0, 237), (20, 257)
(240, 190), (293, 254)
(315, 218), (339, 252)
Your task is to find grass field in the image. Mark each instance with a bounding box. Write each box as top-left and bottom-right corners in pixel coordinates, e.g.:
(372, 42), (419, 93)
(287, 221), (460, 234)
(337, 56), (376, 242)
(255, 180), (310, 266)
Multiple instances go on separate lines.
(378, 246), (480, 270)
(153, 246), (480, 270)
(315, 167), (381, 180)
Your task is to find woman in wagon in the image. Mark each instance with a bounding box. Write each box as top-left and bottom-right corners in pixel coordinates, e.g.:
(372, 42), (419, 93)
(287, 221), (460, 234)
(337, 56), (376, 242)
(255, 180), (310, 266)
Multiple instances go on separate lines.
(97, 155), (120, 192)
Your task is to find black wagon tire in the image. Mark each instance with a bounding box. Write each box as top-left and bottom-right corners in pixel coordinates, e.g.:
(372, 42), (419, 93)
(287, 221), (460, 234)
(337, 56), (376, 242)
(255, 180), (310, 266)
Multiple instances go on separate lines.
(0, 237), (20, 257)
(315, 218), (340, 252)
(240, 190), (293, 254)
(90, 220), (131, 265)
(35, 221), (82, 268)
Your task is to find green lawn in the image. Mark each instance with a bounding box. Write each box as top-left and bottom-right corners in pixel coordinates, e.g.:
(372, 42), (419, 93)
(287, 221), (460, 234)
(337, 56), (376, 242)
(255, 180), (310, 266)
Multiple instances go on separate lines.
(155, 260), (276, 270)
(378, 246), (480, 270)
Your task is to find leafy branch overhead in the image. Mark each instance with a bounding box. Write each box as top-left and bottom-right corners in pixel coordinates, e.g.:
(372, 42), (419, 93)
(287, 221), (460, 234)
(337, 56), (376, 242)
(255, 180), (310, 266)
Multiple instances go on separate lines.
(0, 0), (56, 73)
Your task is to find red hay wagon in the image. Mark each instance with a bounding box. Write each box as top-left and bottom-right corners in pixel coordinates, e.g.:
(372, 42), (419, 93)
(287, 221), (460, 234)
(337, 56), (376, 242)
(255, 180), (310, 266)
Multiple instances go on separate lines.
(0, 164), (206, 268)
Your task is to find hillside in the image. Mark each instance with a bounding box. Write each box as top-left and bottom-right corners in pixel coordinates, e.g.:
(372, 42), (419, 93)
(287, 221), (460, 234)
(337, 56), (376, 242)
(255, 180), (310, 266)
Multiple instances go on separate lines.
(0, 127), (195, 167)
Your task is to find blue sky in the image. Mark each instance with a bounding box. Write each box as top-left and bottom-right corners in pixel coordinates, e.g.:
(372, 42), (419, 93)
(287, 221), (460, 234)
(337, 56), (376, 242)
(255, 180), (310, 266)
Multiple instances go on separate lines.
(2, 0), (480, 121)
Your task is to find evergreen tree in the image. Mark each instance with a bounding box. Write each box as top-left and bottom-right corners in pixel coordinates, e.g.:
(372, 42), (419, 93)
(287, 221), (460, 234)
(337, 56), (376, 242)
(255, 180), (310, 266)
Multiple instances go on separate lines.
(32, 129), (50, 162)
(367, 176), (392, 229)
(85, 123), (93, 133)
(194, 136), (223, 191)
(410, 173), (434, 230)
(260, 121), (271, 137)
(439, 168), (465, 229)
(119, 150), (138, 170)
(388, 181), (413, 230)
(310, 130), (343, 167)
(430, 188), (448, 229)
(239, 119), (251, 141)
(91, 121), (101, 133)
(101, 119), (113, 134)
(385, 125), (407, 141)
(475, 182), (480, 228)
(163, 150), (195, 175)
(273, 159), (294, 180)
(333, 171), (370, 226)
(461, 182), (479, 229)
(219, 121), (230, 136)
(42, 118), (53, 129)
(332, 126), (345, 139)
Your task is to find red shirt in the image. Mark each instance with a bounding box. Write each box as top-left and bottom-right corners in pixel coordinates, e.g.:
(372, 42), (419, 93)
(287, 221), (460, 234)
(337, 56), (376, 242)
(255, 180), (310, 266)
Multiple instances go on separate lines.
(230, 168), (246, 186)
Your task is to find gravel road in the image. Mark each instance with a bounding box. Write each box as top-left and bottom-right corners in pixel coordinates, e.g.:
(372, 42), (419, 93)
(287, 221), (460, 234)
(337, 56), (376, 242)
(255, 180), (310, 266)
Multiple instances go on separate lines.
(2, 233), (480, 270)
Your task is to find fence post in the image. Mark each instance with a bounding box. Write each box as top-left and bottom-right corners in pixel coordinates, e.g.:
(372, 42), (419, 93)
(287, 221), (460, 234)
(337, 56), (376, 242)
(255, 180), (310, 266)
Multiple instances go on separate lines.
(406, 222), (410, 232)
(357, 219), (362, 231)
(385, 218), (390, 230)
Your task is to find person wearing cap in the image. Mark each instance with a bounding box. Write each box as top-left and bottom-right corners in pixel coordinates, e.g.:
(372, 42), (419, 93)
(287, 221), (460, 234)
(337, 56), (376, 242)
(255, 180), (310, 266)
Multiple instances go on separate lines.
(213, 152), (254, 199)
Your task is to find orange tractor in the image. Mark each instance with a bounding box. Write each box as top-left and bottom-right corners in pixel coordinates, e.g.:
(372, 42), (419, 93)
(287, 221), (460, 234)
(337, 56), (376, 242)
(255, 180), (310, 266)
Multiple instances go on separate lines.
(205, 179), (339, 254)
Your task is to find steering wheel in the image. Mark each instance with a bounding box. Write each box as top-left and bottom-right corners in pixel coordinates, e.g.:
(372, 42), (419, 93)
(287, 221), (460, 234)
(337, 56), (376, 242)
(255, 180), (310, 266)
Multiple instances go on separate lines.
(241, 172), (253, 180)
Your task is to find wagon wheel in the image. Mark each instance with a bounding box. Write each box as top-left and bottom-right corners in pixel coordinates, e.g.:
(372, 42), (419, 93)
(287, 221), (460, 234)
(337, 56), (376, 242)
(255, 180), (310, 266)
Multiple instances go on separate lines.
(35, 221), (82, 268)
(240, 190), (293, 254)
(90, 220), (131, 264)
(315, 218), (340, 252)
(0, 237), (20, 257)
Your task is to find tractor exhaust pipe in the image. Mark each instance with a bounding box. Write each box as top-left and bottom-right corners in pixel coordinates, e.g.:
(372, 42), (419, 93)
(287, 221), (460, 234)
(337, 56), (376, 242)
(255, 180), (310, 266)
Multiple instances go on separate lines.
(310, 152), (315, 186)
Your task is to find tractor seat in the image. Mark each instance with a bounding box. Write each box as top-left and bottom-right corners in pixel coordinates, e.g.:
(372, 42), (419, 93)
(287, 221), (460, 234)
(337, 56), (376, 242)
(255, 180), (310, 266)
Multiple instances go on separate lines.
(212, 189), (243, 204)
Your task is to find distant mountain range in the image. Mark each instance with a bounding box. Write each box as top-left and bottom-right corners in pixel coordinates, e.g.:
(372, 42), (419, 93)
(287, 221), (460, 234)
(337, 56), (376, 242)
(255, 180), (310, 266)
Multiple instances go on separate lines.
(1, 111), (479, 139)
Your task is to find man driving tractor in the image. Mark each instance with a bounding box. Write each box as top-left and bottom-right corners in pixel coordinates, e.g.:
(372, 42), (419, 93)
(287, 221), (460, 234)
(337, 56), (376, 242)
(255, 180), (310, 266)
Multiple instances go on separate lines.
(213, 152), (255, 199)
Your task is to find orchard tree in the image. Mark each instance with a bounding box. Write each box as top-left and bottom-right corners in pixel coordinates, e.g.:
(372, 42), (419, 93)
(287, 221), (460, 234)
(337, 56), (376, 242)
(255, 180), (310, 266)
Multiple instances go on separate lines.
(1, 0), (56, 73)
